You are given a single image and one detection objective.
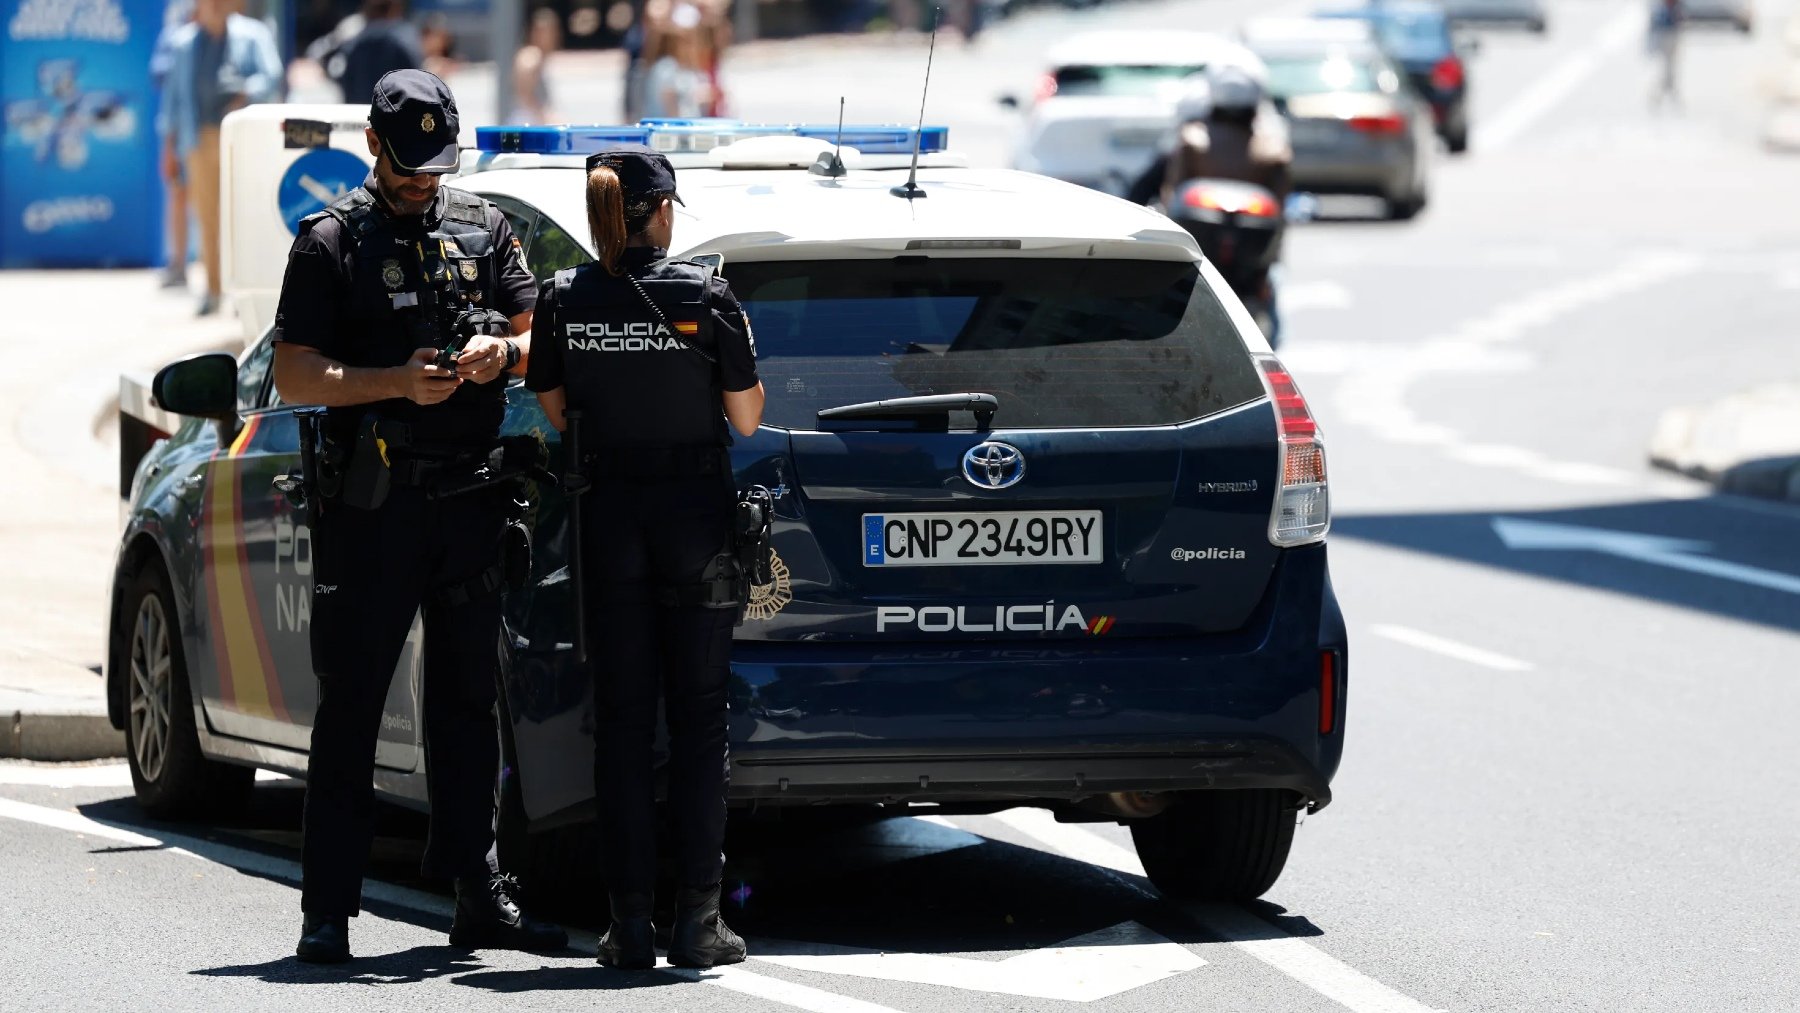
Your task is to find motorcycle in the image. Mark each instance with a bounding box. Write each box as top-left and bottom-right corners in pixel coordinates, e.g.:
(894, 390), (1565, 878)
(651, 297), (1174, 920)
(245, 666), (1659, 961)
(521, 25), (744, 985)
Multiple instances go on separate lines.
(1164, 178), (1292, 346)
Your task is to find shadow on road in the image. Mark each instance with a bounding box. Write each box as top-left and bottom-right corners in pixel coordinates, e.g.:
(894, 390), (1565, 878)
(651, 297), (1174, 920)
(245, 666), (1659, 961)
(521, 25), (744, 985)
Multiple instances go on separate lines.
(1335, 494), (1800, 634)
(192, 944), (484, 986)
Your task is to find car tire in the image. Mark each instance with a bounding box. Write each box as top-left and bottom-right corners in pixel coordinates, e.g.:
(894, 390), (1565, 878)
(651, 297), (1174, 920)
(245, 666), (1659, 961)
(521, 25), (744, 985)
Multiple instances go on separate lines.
(1129, 789), (1300, 901)
(1387, 189), (1427, 220)
(123, 563), (254, 820)
(1446, 128), (1469, 155)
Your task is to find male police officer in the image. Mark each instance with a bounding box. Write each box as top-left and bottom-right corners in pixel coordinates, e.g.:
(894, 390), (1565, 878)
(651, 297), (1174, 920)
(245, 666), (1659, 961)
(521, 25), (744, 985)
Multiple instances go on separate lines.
(272, 69), (564, 963)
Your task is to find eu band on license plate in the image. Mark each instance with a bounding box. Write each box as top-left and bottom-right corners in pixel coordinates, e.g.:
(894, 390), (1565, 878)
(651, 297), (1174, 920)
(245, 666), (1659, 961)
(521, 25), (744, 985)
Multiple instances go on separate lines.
(863, 511), (1103, 566)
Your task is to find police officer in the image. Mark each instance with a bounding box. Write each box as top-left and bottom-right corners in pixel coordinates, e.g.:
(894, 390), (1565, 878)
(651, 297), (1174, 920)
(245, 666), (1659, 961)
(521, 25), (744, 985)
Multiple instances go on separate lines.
(526, 147), (764, 970)
(271, 69), (564, 963)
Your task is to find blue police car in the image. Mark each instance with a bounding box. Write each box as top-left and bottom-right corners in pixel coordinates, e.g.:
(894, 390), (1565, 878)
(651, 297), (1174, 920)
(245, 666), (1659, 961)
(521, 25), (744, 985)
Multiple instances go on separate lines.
(108, 121), (1345, 901)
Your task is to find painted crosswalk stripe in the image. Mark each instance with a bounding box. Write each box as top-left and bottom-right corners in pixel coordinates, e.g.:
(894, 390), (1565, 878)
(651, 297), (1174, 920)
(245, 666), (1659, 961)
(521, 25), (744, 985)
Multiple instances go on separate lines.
(1370, 624), (1535, 672)
(980, 809), (1443, 1013)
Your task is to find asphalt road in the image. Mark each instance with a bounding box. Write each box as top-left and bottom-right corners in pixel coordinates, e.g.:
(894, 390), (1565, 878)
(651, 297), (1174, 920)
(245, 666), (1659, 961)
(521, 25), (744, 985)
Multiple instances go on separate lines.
(9, 1), (1800, 1010)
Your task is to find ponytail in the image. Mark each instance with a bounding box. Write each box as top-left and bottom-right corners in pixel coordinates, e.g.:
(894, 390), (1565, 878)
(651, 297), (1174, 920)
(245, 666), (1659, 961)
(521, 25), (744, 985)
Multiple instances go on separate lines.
(586, 165), (629, 275)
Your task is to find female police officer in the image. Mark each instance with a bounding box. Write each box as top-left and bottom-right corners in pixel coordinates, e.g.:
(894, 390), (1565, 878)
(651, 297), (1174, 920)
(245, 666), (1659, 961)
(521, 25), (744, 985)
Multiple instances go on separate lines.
(525, 146), (763, 970)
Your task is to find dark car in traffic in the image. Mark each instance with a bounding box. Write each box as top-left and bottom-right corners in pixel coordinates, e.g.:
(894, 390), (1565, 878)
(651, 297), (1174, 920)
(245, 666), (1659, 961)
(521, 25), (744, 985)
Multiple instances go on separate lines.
(1318, 1), (1473, 152)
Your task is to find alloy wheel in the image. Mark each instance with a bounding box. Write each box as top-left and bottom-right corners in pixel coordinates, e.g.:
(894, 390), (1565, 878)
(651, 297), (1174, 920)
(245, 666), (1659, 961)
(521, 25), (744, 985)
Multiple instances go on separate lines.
(128, 592), (173, 783)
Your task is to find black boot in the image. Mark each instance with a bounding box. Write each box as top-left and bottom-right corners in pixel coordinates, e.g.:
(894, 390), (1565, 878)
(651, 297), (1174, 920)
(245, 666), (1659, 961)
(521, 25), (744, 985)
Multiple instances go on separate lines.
(596, 893), (656, 970)
(448, 873), (568, 951)
(667, 885), (746, 969)
(296, 913), (351, 964)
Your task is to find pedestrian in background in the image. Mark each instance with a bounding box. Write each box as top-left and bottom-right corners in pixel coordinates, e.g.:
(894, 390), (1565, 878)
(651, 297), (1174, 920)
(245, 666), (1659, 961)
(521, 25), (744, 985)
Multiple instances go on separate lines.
(1649, 0), (1683, 109)
(156, 0), (281, 315)
(332, 0), (426, 104)
(642, 1), (712, 118)
(513, 7), (562, 123)
(526, 146), (764, 971)
(149, 0), (196, 291)
(271, 70), (565, 965)
(421, 12), (460, 79)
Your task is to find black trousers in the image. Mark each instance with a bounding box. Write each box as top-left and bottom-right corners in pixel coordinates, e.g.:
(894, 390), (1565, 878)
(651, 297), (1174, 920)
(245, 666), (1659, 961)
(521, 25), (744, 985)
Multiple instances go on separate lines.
(582, 475), (736, 899)
(301, 484), (509, 917)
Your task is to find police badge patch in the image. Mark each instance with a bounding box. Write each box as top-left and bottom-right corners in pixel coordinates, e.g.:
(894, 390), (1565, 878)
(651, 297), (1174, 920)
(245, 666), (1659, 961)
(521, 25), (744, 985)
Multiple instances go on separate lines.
(459, 260), (478, 282)
(421, 112), (436, 134)
(381, 259), (404, 289)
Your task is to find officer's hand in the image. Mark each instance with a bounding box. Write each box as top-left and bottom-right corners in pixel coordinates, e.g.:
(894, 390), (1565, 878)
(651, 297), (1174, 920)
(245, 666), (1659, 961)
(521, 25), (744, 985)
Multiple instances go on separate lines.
(399, 347), (463, 405)
(456, 336), (510, 385)
(161, 145), (180, 183)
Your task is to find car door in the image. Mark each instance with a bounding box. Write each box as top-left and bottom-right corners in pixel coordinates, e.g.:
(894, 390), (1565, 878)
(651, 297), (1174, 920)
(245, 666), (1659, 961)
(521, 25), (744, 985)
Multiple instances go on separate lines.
(195, 330), (424, 771)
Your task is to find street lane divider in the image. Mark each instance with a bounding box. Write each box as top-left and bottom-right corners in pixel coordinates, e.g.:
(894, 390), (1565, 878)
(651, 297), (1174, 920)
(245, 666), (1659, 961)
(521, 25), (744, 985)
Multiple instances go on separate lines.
(1475, 2), (1645, 152)
(1370, 623), (1536, 672)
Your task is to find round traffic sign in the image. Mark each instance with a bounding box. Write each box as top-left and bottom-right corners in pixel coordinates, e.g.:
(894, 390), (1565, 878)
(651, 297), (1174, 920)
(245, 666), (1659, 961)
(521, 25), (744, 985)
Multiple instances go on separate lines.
(277, 148), (369, 235)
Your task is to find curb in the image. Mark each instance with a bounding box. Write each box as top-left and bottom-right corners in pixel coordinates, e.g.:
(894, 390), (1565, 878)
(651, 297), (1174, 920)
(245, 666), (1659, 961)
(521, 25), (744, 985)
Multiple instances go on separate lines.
(1649, 400), (1800, 506)
(3, 711), (126, 762)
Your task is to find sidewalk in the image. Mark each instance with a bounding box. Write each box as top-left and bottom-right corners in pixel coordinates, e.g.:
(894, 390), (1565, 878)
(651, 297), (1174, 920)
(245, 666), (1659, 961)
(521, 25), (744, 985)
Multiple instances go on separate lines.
(0, 269), (243, 759)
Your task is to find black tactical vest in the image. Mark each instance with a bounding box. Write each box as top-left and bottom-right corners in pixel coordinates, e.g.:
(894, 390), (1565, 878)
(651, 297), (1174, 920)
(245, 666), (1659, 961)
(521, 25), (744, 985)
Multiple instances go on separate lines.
(553, 258), (727, 450)
(301, 185), (505, 446)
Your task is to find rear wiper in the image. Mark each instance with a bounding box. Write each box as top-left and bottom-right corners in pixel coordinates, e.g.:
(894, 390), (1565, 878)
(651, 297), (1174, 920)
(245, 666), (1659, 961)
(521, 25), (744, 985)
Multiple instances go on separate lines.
(816, 392), (999, 422)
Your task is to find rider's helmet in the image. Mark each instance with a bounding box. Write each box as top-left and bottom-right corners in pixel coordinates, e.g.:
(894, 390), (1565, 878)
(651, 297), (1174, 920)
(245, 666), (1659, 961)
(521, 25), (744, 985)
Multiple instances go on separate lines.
(1206, 64), (1263, 122)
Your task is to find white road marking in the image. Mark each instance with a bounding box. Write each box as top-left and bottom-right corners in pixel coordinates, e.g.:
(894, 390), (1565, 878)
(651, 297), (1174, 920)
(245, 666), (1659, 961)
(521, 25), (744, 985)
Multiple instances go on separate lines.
(1334, 252), (1699, 492)
(1493, 517), (1800, 596)
(0, 796), (901, 1013)
(982, 809), (1443, 1013)
(754, 921), (1204, 1002)
(1474, 3), (1646, 152)
(0, 762), (294, 788)
(1369, 624), (1536, 673)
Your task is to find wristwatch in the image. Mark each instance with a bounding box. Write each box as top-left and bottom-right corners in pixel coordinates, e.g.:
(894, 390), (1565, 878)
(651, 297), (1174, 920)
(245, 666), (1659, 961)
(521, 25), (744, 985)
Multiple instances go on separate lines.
(502, 338), (521, 370)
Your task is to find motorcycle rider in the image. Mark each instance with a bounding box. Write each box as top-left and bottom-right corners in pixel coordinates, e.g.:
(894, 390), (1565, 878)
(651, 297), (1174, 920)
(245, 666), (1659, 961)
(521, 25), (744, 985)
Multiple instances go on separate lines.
(1160, 64), (1291, 209)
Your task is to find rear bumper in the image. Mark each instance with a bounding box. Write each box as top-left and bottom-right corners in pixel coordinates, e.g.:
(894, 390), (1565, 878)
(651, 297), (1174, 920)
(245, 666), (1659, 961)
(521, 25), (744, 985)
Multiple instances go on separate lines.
(1291, 147), (1413, 197)
(731, 735), (1333, 809)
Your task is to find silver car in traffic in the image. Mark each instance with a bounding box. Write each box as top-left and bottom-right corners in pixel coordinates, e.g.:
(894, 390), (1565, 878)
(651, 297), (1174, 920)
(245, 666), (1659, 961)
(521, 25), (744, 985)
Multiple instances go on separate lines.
(1245, 20), (1434, 219)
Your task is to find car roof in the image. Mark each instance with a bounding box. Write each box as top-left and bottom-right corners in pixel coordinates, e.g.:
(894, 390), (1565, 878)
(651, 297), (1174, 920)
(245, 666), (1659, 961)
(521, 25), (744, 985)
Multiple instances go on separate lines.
(1045, 29), (1262, 71)
(460, 156), (1199, 264)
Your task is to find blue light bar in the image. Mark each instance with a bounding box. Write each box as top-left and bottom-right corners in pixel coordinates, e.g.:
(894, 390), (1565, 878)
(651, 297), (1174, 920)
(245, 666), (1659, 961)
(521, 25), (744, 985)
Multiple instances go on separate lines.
(474, 120), (950, 158)
(474, 124), (653, 154)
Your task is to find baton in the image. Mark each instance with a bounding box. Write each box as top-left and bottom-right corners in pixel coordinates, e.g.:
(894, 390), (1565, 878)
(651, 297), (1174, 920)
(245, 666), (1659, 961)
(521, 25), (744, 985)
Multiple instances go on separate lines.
(563, 409), (589, 664)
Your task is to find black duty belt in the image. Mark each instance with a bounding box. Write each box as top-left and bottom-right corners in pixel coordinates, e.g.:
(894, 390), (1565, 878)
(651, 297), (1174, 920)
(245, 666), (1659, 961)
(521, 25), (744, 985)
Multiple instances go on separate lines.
(584, 445), (725, 480)
(389, 445), (492, 487)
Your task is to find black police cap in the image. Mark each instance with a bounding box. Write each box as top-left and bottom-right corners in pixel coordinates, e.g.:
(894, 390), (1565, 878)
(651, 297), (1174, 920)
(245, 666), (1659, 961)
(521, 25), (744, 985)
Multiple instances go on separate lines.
(369, 69), (460, 175)
(584, 145), (685, 205)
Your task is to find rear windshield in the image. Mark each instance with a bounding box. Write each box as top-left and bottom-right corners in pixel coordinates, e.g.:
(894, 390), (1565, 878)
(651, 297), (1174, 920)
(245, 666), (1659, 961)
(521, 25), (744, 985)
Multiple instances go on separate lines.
(1053, 64), (1205, 97)
(1264, 54), (1385, 96)
(727, 258), (1264, 430)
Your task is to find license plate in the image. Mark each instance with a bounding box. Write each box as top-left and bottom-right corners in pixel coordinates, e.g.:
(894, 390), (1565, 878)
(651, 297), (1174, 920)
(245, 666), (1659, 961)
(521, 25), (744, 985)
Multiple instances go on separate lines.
(863, 511), (1103, 566)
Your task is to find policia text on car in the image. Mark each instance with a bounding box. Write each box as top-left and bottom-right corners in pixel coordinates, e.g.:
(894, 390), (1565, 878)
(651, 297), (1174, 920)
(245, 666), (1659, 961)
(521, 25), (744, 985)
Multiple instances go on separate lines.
(527, 146), (766, 970)
(270, 70), (565, 964)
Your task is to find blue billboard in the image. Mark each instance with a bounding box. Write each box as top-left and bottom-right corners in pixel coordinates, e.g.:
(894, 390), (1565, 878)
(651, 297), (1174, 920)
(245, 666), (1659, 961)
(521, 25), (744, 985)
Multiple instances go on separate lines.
(2, 0), (162, 267)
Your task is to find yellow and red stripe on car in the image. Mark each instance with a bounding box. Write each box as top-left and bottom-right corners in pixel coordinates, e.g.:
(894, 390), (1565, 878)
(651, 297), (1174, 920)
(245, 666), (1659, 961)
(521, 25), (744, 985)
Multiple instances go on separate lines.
(201, 414), (289, 721)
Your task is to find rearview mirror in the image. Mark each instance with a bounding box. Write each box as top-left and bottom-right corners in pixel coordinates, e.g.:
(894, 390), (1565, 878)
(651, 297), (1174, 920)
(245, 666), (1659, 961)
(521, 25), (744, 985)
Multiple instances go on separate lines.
(152, 352), (238, 420)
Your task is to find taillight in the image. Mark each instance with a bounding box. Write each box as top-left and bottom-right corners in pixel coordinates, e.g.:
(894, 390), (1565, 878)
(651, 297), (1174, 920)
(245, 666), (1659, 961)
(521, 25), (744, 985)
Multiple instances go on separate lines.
(1430, 56), (1463, 91)
(1034, 73), (1059, 103)
(1347, 113), (1407, 136)
(1256, 356), (1329, 546)
(1183, 187), (1279, 218)
(1319, 651), (1338, 735)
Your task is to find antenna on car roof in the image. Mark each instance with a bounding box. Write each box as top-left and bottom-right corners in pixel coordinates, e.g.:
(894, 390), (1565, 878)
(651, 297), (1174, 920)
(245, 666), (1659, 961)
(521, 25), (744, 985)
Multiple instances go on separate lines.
(810, 97), (848, 178)
(890, 9), (940, 201)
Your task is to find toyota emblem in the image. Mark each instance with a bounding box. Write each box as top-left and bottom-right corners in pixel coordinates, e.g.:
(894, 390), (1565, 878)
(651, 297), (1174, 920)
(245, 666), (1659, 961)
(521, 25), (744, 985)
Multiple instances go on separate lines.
(961, 442), (1026, 490)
